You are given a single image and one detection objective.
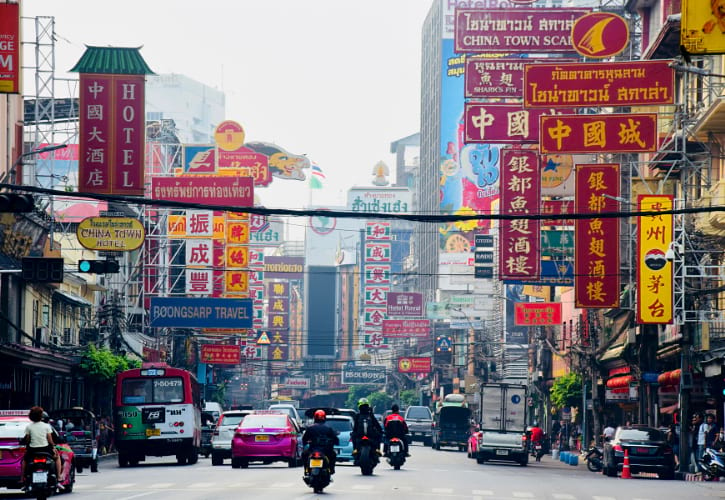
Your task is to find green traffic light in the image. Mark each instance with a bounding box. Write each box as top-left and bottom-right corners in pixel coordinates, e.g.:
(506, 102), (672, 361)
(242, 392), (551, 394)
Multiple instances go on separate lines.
(79, 261), (91, 272)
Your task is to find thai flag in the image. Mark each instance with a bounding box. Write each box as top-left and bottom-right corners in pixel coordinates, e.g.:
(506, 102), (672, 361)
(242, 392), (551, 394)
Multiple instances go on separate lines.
(312, 163), (325, 179)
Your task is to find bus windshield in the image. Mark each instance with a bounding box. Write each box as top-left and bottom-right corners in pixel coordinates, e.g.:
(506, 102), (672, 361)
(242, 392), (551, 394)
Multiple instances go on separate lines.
(122, 377), (185, 404)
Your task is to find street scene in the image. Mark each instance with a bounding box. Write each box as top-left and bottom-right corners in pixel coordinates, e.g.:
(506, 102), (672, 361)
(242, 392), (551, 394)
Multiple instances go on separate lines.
(1, 0), (725, 498)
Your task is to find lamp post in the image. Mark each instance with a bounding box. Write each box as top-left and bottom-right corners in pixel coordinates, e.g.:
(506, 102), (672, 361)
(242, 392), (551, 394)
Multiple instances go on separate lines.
(9, 144), (68, 185)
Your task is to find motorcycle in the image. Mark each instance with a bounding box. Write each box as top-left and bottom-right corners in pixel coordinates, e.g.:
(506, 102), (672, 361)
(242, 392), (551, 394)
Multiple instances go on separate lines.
(357, 435), (379, 476)
(25, 452), (58, 500)
(530, 441), (544, 462)
(698, 447), (725, 481)
(386, 436), (406, 470)
(303, 448), (332, 494)
(585, 446), (603, 473)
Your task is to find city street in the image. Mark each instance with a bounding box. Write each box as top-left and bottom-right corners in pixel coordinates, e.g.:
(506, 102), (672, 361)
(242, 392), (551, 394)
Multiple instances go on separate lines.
(0, 444), (720, 500)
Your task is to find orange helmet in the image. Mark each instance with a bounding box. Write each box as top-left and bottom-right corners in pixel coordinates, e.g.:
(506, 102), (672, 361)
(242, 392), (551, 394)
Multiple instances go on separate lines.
(313, 409), (326, 423)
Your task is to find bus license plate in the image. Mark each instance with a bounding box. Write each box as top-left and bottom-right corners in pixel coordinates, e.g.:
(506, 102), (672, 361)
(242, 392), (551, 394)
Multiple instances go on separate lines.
(310, 458), (323, 468)
(146, 428), (160, 437)
(32, 471), (47, 483)
(255, 435), (269, 442)
(496, 449), (509, 456)
(390, 445), (400, 453)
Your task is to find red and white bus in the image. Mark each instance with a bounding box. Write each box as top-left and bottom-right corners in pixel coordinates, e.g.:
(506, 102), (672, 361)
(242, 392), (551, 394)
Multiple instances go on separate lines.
(114, 363), (202, 467)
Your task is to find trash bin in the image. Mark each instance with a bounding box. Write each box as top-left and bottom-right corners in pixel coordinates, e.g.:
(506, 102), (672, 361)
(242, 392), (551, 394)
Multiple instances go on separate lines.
(552, 449), (559, 460)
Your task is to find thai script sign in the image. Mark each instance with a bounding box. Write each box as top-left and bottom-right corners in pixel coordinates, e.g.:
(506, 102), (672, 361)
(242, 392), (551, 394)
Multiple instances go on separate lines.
(499, 149), (540, 280)
(149, 297), (253, 328)
(77, 217), (145, 251)
(0, 2), (20, 94)
(152, 176), (253, 207)
(79, 74), (146, 195)
(572, 12), (630, 59)
(514, 302), (562, 326)
(397, 357), (432, 374)
(263, 256), (304, 279)
(465, 104), (549, 144)
(540, 113), (657, 154)
(342, 365), (387, 385)
(347, 187), (411, 213)
(524, 60), (674, 108)
(682, 0), (725, 55)
(466, 58), (574, 99)
(637, 195), (673, 324)
(382, 319), (431, 338)
(575, 164), (620, 308)
(217, 146), (271, 187)
(200, 344), (240, 365)
(387, 292), (423, 317)
(454, 8), (591, 54)
(283, 378), (310, 389)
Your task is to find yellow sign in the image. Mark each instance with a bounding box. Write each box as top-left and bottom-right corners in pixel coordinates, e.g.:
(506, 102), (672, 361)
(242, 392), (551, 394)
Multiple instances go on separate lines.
(225, 246), (249, 268)
(682, 0), (725, 54)
(225, 270), (249, 294)
(523, 285), (550, 300)
(637, 195), (673, 324)
(256, 331), (271, 345)
(214, 120), (245, 151)
(227, 221), (250, 244)
(167, 215), (226, 239)
(76, 217), (145, 251)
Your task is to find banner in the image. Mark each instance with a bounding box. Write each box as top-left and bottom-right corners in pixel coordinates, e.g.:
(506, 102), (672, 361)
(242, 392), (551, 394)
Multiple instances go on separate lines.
(0, 2), (20, 94)
(637, 195), (673, 324)
(382, 319), (431, 338)
(397, 357), (432, 374)
(387, 292), (423, 317)
(200, 344), (240, 365)
(540, 114), (657, 154)
(464, 104), (549, 144)
(514, 302), (562, 326)
(152, 176), (254, 207)
(575, 164), (620, 308)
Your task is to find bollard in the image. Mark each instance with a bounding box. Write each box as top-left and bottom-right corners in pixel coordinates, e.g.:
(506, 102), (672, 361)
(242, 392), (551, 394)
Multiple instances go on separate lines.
(560, 451), (568, 462)
(569, 454), (578, 466)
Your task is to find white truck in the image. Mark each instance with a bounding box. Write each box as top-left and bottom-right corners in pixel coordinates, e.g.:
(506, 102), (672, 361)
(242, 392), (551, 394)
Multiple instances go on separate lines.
(475, 383), (529, 466)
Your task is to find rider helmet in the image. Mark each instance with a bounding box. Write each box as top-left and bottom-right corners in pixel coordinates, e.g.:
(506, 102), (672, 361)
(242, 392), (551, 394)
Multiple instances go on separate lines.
(313, 409), (326, 423)
(358, 397), (370, 409)
(391, 404), (399, 413)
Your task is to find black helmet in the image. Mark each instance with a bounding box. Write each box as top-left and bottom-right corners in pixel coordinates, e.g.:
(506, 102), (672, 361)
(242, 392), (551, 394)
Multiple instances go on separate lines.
(391, 404), (399, 413)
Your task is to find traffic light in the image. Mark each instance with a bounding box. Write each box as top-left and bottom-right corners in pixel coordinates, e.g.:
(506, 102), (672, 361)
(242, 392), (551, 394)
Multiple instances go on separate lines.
(21, 257), (64, 283)
(77, 260), (120, 274)
(0, 194), (34, 213)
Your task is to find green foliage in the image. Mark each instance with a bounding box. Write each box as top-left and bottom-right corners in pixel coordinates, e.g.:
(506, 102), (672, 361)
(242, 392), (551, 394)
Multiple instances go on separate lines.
(367, 391), (393, 413)
(399, 389), (418, 408)
(79, 346), (138, 383)
(344, 385), (375, 409)
(550, 372), (583, 409)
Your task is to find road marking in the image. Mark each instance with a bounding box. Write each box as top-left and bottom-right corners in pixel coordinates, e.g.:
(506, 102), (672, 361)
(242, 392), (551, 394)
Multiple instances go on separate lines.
(270, 482), (295, 488)
(188, 482), (216, 488)
(513, 493), (534, 498)
(593, 497), (617, 500)
(552, 495), (576, 500)
(394, 486), (414, 491)
(149, 483), (173, 489)
(433, 487), (454, 494)
(227, 482), (257, 488)
(472, 490), (493, 496)
(117, 493), (153, 500)
(105, 483), (135, 489)
(352, 484), (375, 490)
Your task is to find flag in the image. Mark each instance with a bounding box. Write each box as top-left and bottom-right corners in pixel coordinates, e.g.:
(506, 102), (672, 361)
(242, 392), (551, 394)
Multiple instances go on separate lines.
(310, 162), (325, 189)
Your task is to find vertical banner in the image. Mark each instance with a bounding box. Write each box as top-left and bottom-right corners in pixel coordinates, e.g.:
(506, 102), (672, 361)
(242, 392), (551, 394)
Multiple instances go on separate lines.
(112, 76), (145, 194)
(499, 149), (541, 280)
(0, 2), (20, 94)
(637, 195), (673, 324)
(575, 164), (620, 308)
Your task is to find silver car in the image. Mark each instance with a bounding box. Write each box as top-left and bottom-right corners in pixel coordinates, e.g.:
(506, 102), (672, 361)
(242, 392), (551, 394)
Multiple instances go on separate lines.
(211, 410), (251, 466)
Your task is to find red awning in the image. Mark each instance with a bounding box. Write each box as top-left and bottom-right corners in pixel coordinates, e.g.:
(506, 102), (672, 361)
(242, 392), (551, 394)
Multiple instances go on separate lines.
(606, 375), (634, 389)
(658, 369), (681, 386)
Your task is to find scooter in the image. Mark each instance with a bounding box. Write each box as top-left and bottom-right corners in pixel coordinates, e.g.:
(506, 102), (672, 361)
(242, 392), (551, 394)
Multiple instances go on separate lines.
(303, 448), (332, 494)
(698, 447), (725, 481)
(386, 436), (406, 470)
(357, 435), (379, 476)
(25, 452), (58, 500)
(530, 441), (545, 462)
(585, 445), (603, 472)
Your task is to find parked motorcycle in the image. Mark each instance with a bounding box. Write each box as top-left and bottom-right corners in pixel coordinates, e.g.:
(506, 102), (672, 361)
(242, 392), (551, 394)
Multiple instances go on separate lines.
(386, 436), (406, 470)
(357, 435), (379, 476)
(585, 445), (603, 473)
(25, 452), (58, 500)
(303, 448), (332, 494)
(698, 447), (725, 481)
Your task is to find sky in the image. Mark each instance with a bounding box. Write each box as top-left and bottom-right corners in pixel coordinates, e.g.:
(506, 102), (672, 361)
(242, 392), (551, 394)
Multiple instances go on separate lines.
(20, 0), (432, 211)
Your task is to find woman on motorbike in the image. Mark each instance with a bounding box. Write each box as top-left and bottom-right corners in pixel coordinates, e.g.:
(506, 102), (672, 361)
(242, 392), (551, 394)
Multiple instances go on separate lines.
(21, 406), (64, 489)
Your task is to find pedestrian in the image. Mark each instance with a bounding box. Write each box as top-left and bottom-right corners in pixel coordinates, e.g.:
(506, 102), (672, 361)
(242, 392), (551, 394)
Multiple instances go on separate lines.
(667, 422), (679, 467)
(697, 413), (709, 463)
(705, 414), (719, 450)
(690, 413), (703, 470)
(551, 419), (561, 450)
(602, 422), (615, 442)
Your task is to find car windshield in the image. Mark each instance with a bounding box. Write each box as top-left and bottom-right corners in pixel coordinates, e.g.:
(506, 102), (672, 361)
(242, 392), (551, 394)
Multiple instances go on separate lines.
(406, 407), (431, 419)
(0, 421), (25, 439)
(241, 415), (288, 429)
(122, 377), (185, 404)
(326, 419), (352, 433)
(618, 428), (663, 441)
(220, 414), (245, 427)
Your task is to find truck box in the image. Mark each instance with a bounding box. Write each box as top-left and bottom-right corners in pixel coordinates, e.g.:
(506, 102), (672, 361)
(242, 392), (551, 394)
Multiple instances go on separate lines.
(476, 383), (528, 465)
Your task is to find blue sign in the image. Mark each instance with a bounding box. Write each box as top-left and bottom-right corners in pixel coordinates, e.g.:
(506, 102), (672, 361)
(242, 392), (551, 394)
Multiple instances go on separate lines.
(504, 260), (574, 286)
(511, 394), (521, 404)
(436, 336), (452, 352)
(150, 297), (253, 328)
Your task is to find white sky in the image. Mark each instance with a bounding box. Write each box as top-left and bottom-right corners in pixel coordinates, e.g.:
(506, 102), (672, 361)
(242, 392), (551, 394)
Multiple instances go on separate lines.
(20, 0), (432, 211)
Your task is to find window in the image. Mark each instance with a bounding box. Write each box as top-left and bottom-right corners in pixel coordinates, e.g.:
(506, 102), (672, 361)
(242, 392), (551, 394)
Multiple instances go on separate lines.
(241, 415), (288, 429)
(405, 407), (431, 420)
(121, 377), (185, 404)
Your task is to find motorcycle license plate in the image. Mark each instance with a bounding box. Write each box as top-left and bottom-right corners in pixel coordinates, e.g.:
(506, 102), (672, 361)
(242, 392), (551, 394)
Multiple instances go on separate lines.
(535, 446), (542, 450)
(496, 449), (509, 456)
(32, 471), (47, 483)
(146, 428), (160, 437)
(255, 435), (269, 442)
(390, 445), (400, 452)
(310, 458), (323, 468)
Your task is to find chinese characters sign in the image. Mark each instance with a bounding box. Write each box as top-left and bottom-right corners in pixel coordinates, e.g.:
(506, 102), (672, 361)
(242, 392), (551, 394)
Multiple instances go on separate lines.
(387, 292), (423, 317)
(637, 195), (673, 324)
(465, 104), (548, 144)
(79, 74), (145, 195)
(382, 319), (431, 338)
(540, 113), (657, 154)
(499, 149), (540, 280)
(575, 164), (620, 308)
(524, 60), (674, 108)
(514, 302), (562, 326)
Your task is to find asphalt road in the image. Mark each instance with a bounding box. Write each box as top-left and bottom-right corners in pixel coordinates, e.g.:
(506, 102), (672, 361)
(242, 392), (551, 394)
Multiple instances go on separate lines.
(0, 444), (722, 499)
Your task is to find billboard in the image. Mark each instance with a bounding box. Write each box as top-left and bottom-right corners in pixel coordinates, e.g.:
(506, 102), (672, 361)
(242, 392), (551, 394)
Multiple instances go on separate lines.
(637, 195), (673, 324)
(149, 297), (253, 328)
(682, 0), (725, 55)
(151, 176), (254, 207)
(341, 365), (387, 385)
(200, 344), (241, 365)
(0, 2), (20, 94)
(387, 292), (423, 317)
(76, 217), (145, 251)
(514, 302), (562, 326)
(263, 256), (304, 279)
(540, 114), (658, 154)
(397, 357), (432, 374)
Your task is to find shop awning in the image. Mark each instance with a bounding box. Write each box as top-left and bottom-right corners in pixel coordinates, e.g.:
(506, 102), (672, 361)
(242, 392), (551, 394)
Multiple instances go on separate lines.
(53, 290), (92, 307)
(659, 403), (679, 414)
(606, 375), (634, 389)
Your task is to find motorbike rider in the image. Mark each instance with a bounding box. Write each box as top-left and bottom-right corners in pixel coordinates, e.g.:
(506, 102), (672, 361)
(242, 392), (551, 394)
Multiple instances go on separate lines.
(529, 421), (544, 458)
(21, 406), (64, 490)
(302, 409), (338, 477)
(383, 404), (410, 457)
(352, 398), (383, 461)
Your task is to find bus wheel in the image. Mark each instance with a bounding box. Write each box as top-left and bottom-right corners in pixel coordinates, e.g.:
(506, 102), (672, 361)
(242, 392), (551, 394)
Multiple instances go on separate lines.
(118, 453), (129, 468)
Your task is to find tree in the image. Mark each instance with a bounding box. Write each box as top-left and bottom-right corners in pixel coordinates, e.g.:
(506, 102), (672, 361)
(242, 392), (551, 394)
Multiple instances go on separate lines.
(399, 389), (418, 408)
(344, 385), (375, 409)
(367, 391), (393, 414)
(79, 345), (139, 383)
(549, 372), (583, 410)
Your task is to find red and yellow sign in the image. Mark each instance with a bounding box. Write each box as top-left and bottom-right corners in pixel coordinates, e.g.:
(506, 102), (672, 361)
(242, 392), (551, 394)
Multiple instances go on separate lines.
(226, 221), (250, 244)
(637, 195), (673, 324)
(225, 270), (249, 294)
(571, 12), (629, 58)
(167, 215), (226, 238)
(575, 164), (620, 308)
(397, 357), (432, 374)
(682, 0), (725, 55)
(200, 344), (240, 365)
(214, 120), (245, 151)
(514, 302), (562, 326)
(540, 114), (657, 154)
(226, 246), (249, 268)
(0, 2), (20, 94)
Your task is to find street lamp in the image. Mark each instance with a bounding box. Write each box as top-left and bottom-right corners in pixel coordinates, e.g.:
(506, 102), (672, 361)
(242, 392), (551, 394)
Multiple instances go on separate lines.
(9, 144), (68, 185)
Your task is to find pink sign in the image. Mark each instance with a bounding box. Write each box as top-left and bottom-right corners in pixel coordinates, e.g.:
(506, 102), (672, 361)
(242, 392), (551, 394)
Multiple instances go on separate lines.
(464, 104), (549, 144)
(382, 319), (431, 338)
(540, 113), (658, 154)
(217, 146), (272, 187)
(151, 176), (254, 207)
(387, 292), (423, 317)
(112, 76), (145, 194)
(455, 8), (591, 54)
(465, 58), (575, 99)
(499, 149), (541, 280)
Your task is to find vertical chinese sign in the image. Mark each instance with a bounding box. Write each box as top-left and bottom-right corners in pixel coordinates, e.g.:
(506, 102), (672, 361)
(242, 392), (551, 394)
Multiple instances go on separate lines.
(575, 164), (620, 308)
(267, 281), (290, 362)
(73, 46), (153, 195)
(364, 222), (392, 349)
(0, 2), (20, 94)
(637, 195), (673, 324)
(499, 149), (540, 280)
